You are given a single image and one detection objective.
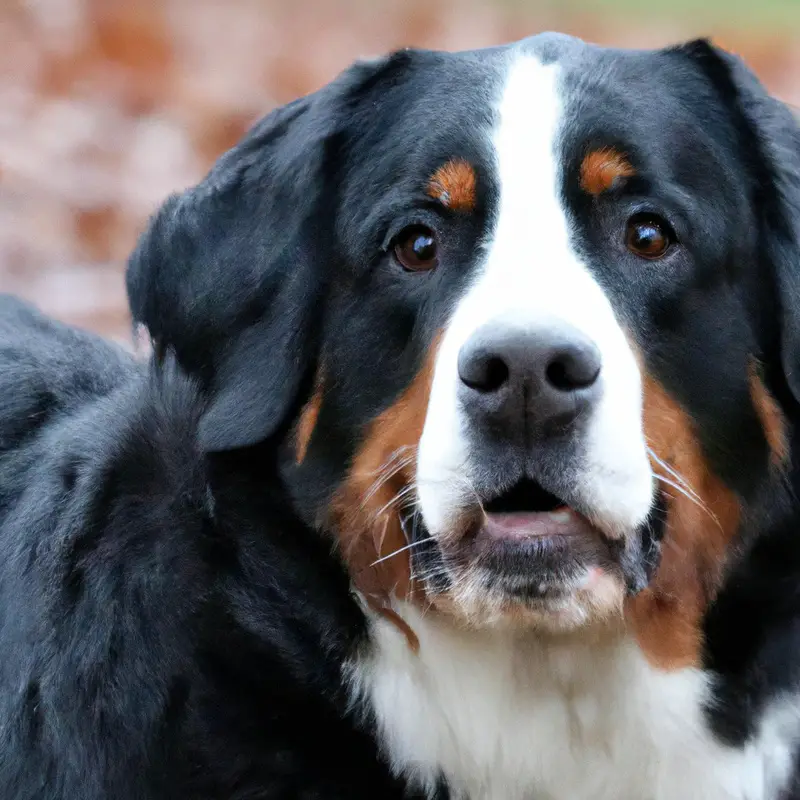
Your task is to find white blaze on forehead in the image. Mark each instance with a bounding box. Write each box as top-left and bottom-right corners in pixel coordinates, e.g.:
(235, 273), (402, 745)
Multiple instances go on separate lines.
(493, 58), (572, 268)
(417, 52), (653, 538)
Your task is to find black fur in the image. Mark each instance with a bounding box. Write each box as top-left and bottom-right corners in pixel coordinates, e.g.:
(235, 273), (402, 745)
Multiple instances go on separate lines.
(0, 297), (420, 799)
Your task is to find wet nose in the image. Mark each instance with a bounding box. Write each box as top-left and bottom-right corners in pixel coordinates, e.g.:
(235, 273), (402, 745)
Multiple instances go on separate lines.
(457, 322), (602, 437)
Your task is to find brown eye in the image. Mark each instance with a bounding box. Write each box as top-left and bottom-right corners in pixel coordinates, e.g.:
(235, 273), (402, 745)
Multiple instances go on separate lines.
(626, 215), (674, 260)
(393, 226), (438, 272)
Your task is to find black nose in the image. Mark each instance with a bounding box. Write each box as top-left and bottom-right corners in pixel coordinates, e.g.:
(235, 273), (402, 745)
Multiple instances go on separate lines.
(457, 322), (602, 436)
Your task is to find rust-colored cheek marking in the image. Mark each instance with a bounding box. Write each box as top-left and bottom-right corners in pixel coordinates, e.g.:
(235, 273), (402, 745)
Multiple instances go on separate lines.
(579, 148), (636, 196)
(427, 158), (477, 211)
(748, 359), (789, 467)
(328, 337), (441, 619)
(295, 371), (324, 464)
(626, 375), (741, 671)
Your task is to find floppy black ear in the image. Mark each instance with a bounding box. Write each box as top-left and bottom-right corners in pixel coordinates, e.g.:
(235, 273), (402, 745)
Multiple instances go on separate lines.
(126, 92), (336, 452)
(676, 40), (800, 402)
(128, 51), (417, 452)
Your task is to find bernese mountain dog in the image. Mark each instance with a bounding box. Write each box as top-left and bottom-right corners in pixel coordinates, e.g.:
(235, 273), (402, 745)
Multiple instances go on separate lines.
(2, 33), (800, 800)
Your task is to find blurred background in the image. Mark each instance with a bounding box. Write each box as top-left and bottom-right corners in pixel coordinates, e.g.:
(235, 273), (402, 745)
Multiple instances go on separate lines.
(2, 0), (800, 345)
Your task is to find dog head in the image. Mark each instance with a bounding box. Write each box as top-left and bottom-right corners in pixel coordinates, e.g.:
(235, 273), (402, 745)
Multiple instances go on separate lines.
(128, 35), (800, 663)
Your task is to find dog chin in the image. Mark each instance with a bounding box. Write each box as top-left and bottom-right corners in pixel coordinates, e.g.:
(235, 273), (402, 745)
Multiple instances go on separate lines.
(427, 568), (627, 633)
(413, 517), (631, 633)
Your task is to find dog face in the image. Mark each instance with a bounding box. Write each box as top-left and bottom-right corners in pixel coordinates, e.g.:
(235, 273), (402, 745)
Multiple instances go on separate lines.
(128, 35), (800, 661)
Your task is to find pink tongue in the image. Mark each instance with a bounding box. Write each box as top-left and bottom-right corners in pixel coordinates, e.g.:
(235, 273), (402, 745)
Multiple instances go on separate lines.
(484, 508), (577, 540)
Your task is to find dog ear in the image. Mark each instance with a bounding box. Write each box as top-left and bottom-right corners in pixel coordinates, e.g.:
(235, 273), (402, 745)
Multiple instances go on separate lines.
(128, 52), (416, 452)
(126, 92), (335, 452)
(675, 40), (800, 403)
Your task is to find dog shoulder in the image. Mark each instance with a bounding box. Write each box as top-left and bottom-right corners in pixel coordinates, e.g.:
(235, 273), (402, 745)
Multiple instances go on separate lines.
(0, 302), (219, 798)
(0, 300), (388, 799)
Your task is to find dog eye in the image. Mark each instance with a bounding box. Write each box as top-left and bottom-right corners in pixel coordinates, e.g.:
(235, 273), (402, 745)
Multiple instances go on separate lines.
(626, 215), (674, 260)
(393, 226), (438, 272)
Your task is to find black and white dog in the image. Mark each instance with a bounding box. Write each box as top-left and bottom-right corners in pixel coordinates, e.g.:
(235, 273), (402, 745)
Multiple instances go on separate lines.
(3, 33), (800, 799)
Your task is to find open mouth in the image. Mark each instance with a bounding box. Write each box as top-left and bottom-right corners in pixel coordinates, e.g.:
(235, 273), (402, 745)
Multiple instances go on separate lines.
(484, 477), (565, 515)
(403, 473), (636, 614)
(407, 469), (658, 616)
(479, 477), (594, 542)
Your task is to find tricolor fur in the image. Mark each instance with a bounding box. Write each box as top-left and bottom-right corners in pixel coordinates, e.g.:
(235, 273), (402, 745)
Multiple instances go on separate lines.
(2, 33), (800, 800)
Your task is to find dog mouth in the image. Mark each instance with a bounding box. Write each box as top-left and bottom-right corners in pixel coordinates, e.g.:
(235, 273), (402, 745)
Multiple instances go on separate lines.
(405, 474), (637, 609)
(480, 476), (598, 542)
(483, 477), (578, 540)
(484, 476), (564, 515)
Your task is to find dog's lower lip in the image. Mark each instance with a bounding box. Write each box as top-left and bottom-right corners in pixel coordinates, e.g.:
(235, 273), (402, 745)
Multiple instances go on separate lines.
(482, 508), (592, 540)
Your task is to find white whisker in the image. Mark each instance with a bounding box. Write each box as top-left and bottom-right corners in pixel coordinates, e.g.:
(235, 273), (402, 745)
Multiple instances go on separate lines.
(647, 446), (704, 503)
(371, 483), (418, 520)
(370, 538), (431, 567)
(361, 449), (418, 505)
(652, 472), (722, 530)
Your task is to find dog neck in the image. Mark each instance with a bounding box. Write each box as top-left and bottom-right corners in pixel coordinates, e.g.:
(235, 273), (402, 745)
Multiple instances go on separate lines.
(346, 599), (784, 800)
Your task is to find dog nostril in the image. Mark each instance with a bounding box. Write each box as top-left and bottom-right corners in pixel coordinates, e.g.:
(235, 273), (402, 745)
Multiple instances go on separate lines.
(545, 348), (601, 392)
(481, 356), (510, 392)
(460, 353), (510, 393)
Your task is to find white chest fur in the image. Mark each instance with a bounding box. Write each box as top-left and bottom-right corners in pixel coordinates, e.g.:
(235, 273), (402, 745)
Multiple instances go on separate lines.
(347, 603), (800, 800)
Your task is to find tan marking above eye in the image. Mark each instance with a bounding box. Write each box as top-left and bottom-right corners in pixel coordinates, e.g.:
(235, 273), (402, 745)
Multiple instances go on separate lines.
(580, 148), (635, 196)
(427, 158), (477, 211)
